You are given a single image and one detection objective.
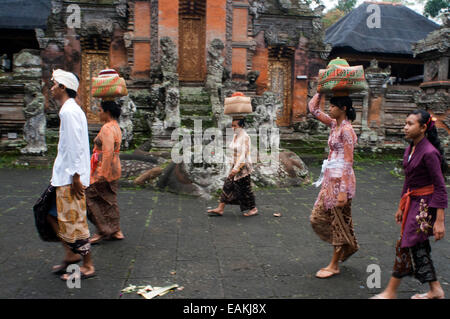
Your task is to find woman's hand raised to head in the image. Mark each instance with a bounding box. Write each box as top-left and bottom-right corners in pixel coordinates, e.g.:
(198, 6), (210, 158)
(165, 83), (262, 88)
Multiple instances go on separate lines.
(308, 92), (333, 127)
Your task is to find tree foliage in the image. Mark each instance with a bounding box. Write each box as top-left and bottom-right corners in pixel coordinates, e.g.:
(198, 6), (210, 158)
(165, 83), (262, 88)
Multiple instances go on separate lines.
(336, 0), (357, 13)
(322, 1), (356, 30)
(423, 0), (450, 18)
(322, 8), (346, 30)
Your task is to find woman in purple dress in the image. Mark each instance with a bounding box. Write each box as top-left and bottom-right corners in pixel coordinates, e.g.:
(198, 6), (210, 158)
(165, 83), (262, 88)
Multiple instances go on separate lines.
(373, 110), (447, 299)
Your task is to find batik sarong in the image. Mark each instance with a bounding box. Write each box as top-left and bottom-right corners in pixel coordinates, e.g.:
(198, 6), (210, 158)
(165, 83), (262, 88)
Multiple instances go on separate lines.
(86, 180), (120, 237)
(56, 185), (91, 255)
(219, 175), (256, 213)
(310, 195), (359, 262)
(393, 239), (437, 283)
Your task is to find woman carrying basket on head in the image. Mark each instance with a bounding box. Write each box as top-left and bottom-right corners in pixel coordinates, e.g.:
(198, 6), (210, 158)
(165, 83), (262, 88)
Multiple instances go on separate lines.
(207, 92), (258, 217)
(87, 69), (127, 244)
(308, 92), (359, 279)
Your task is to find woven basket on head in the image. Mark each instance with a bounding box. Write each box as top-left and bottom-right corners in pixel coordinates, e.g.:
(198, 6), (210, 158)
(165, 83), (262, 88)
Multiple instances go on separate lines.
(224, 92), (252, 117)
(91, 69), (128, 99)
(317, 57), (368, 96)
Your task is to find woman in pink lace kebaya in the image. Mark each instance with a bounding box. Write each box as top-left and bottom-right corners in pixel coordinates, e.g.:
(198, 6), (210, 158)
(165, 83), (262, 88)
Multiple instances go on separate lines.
(308, 93), (359, 279)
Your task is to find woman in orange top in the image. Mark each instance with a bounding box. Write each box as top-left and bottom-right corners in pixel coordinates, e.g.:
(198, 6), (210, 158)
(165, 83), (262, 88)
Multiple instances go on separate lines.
(86, 100), (124, 244)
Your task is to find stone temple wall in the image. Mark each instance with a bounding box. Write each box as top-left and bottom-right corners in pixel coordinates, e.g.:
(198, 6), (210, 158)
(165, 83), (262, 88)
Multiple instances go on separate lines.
(0, 0), (442, 160)
(0, 49), (45, 153)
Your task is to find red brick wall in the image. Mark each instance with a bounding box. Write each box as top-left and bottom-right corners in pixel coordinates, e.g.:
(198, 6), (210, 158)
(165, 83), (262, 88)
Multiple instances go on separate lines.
(232, 7), (247, 42)
(252, 32), (268, 95)
(368, 96), (382, 128)
(232, 48), (247, 78)
(64, 28), (81, 78)
(42, 43), (65, 110)
(109, 29), (128, 71)
(206, 0), (226, 44)
(292, 37), (309, 122)
(132, 1), (151, 78)
(159, 0), (179, 47)
(231, 6), (248, 78)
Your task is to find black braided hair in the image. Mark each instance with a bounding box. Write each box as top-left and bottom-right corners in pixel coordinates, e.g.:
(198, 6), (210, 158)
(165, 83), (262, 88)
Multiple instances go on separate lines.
(329, 96), (356, 121)
(410, 109), (447, 174)
(233, 118), (245, 128)
(100, 100), (122, 120)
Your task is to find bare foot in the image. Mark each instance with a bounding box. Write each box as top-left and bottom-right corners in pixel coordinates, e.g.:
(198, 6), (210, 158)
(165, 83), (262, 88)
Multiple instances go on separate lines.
(243, 208), (258, 217)
(315, 267), (340, 279)
(370, 291), (396, 299)
(51, 257), (82, 273)
(411, 289), (445, 299)
(80, 265), (95, 275)
(110, 230), (125, 240)
(60, 265), (95, 281)
(207, 208), (223, 216)
(89, 234), (104, 244)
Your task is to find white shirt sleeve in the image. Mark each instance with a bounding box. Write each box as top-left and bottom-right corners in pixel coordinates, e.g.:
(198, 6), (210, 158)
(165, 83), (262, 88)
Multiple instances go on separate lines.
(60, 110), (87, 178)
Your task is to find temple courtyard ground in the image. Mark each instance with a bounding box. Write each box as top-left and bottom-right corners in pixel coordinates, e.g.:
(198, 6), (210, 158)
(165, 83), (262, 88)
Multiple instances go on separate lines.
(0, 161), (449, 299)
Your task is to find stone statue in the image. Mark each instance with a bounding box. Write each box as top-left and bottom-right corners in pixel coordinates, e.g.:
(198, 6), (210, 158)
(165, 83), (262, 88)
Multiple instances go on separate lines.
(248, 0), (265, 19)
(164, 87), (181, 129)
(278, 0), (292, 12)
(365, 59), (391, 95)
(115, 0), (127, 18)
(13, 49), (42, 79)
(205, 38), (226, 128)
(247, 70), (260, 90)
(312, 18), (322, 33)
(21, 82), (47, 154)
(206, 38), (225, 90)
(366, 59), (390, 74)
(160, 36), (178, 86)
(149, 85), (165, 120)
(159, 37), (180, 130)
(253, 91), (282, 129)
(254, 102), (270, 128)
(118, 95), (137, 149)
(123, 32), (133, 48)
(313, 5), (325, 16)
(80, 19), (114, 38)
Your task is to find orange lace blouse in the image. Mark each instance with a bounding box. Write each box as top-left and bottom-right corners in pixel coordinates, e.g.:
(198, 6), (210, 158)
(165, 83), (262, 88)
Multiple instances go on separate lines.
(90, 120), (122, 184)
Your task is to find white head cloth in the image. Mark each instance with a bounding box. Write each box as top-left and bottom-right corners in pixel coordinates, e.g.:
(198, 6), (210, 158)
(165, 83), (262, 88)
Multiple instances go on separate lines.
(51, 69), (79, 91)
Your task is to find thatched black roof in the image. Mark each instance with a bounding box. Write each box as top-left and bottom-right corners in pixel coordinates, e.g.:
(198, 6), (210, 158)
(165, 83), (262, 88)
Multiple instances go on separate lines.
(0, 0), (51, 30)
(325, 1), (440, 55)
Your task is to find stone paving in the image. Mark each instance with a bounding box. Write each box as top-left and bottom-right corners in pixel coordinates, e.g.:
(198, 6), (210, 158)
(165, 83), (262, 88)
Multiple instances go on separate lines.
(0, 162), (449, 299)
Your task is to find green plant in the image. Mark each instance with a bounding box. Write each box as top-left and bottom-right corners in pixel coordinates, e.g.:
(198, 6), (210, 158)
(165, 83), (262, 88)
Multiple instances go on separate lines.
(0, 153), (20, 168)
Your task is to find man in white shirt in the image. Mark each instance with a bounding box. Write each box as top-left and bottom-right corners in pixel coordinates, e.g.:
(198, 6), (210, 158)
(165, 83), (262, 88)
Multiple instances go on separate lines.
(47, 69), (95, 280)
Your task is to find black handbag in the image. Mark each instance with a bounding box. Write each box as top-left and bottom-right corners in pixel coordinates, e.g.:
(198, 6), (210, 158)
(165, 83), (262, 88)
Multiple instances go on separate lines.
(33, 184), (59, 242)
